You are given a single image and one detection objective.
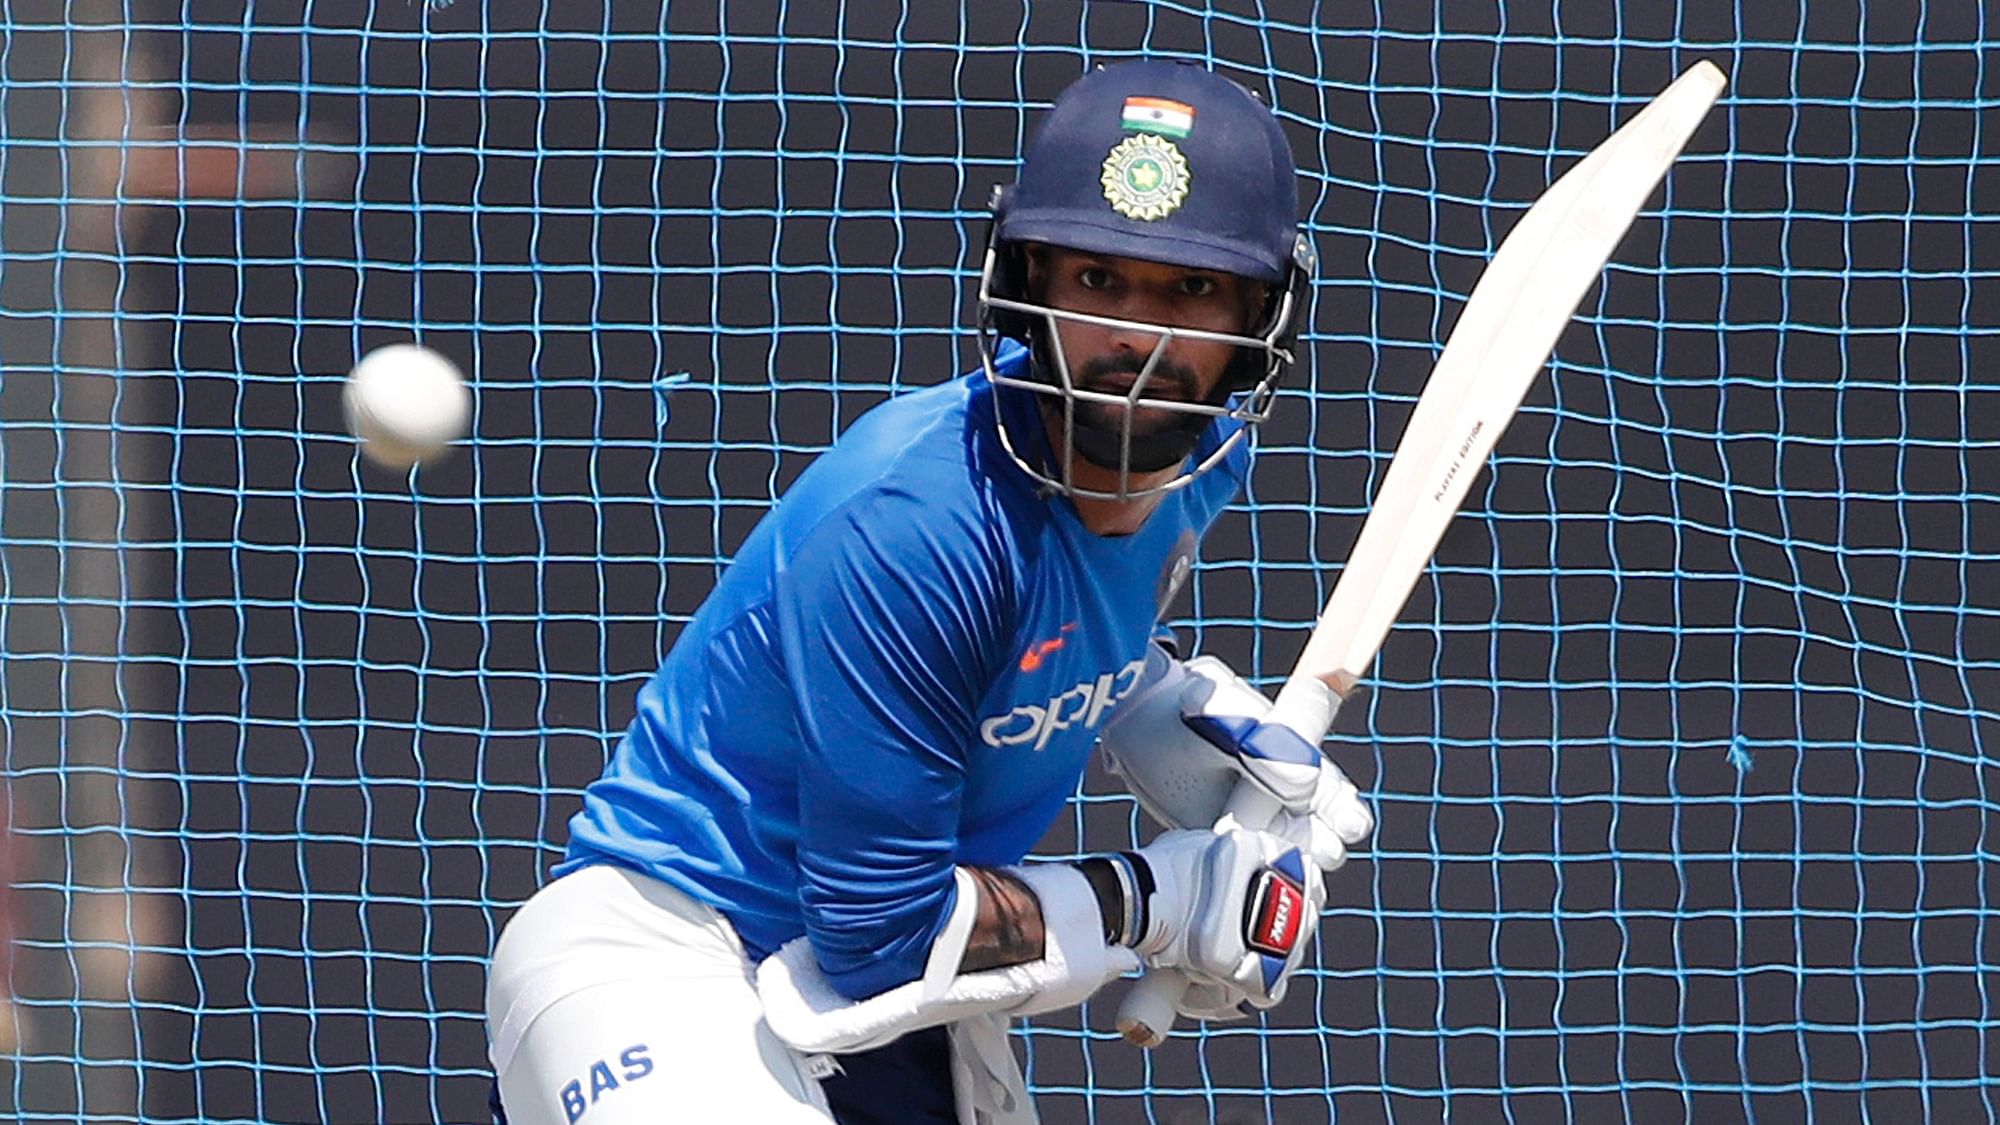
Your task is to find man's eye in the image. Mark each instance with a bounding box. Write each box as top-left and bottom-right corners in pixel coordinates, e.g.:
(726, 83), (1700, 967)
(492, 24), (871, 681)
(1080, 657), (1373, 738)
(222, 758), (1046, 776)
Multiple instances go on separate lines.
(1180, 275), (1219, 297)
(1077, 267), (1112, 290)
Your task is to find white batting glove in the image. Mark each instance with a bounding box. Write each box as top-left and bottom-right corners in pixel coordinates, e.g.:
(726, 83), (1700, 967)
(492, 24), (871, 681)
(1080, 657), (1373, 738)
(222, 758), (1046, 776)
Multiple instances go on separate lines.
(1100, 649), (1375, 871)
(1173, 979), (1254, 1024)
(1107, 826), (1324, 1011)
(1266, 755), (1374, 873)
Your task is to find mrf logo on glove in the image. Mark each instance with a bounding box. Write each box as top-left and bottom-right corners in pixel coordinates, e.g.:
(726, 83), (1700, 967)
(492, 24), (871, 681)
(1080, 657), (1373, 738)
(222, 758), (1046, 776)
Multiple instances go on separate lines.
(1123, 825), (1326, 1011)
(1241, 848), (1311, 990)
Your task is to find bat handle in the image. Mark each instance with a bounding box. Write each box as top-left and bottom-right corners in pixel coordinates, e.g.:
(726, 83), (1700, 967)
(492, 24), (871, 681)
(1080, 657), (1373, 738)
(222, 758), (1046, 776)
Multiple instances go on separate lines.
(1115, 972), (1185, 1047)
(1115, 677), (1345, 1047)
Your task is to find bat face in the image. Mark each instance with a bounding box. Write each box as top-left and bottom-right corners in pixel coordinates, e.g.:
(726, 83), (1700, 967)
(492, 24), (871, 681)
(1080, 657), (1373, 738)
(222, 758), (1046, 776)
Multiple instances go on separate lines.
(1278, 61), (1728, 726)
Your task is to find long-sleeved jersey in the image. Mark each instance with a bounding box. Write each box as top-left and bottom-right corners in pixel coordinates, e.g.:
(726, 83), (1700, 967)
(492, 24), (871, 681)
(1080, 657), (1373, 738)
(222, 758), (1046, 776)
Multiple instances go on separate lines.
(558, 341), (1249, 998)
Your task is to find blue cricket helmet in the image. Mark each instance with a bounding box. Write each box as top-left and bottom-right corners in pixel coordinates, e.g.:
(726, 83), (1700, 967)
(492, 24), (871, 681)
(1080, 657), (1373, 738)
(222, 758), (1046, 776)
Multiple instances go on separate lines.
(975, 59), (1315, 500)
(998, 59), (1303, 283)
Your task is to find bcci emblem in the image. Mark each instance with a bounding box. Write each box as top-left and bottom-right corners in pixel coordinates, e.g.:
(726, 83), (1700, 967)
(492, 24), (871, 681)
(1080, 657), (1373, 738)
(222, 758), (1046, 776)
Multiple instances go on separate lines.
(1100, 134), (1191, 221)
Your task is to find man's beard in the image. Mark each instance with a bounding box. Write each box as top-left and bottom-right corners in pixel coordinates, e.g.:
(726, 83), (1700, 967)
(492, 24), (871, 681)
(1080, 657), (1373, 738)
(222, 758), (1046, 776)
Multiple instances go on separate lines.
(1053, 350), (1219, 475)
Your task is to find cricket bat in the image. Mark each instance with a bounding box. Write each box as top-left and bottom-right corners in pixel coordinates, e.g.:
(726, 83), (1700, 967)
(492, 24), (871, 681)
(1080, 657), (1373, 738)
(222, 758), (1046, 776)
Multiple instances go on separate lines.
(1116, 60), (1727, 1047)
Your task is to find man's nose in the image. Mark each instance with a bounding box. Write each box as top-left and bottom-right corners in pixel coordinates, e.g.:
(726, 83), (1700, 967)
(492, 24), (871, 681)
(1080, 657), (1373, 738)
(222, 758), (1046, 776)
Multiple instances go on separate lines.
(1105, 292), (1176, 356)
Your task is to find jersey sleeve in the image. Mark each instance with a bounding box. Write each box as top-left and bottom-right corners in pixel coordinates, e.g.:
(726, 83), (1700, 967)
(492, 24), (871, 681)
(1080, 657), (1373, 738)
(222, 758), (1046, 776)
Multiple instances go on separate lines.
(773, 484), (1015, 1000)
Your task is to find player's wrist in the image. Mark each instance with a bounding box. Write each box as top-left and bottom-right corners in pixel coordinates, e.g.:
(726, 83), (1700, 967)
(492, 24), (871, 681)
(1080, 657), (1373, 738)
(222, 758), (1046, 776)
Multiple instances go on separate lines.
(1080, 830), (1231, 963)
(1075, 852), (1152, 948)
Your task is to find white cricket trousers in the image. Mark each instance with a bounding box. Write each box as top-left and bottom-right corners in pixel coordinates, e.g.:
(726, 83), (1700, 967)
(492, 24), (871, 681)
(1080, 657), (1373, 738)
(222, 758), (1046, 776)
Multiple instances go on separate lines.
(485, 864), (837, 1125)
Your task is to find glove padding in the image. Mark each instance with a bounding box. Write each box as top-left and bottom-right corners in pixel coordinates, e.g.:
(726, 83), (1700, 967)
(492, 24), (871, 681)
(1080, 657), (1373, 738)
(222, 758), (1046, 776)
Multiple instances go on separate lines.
(1126, 827), (1325, 1011)
(1101, 649), (1374, 870)
(1173, 979), (1254, 1024)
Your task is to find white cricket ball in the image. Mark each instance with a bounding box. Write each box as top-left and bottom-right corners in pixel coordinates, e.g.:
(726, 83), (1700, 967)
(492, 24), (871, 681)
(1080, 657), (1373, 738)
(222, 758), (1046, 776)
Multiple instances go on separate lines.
(342, 343), (471, 470)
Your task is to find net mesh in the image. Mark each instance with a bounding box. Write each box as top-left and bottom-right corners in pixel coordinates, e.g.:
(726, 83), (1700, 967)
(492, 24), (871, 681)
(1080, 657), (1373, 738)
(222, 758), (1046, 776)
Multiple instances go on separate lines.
(2, 2), (1995, 1121)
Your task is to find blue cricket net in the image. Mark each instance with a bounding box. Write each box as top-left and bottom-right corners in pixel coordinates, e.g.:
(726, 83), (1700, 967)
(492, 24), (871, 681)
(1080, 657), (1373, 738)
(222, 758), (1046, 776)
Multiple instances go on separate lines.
(1, 2), (1994, 1121)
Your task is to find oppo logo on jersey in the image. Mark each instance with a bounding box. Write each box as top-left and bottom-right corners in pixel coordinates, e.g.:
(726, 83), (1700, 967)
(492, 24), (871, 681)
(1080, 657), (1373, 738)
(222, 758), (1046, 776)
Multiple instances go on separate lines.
(979, 658), (1147, 751)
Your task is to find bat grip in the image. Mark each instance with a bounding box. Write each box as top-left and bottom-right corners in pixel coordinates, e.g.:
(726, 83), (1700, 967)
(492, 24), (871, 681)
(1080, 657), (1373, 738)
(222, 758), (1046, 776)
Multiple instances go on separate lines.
(1115, 677), (1343, 1047)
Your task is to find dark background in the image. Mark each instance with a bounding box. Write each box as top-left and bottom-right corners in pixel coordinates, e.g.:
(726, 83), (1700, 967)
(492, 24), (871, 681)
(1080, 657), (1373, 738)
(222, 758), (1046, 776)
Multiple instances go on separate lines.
(2, 1), (1996, 1122)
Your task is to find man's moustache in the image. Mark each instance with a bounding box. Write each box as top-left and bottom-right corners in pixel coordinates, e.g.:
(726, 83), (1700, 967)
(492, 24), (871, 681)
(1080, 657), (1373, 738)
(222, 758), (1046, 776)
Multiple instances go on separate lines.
(1079, 357), (1198, 400)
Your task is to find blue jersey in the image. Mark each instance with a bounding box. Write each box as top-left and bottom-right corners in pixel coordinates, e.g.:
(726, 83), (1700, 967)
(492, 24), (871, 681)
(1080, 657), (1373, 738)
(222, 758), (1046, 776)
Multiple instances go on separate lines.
(559, 342), (1248, 998)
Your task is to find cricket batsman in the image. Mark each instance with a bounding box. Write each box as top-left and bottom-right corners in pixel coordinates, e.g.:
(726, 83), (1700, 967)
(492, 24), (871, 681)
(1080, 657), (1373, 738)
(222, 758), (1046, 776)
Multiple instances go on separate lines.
(485, 58), (1373, 1125)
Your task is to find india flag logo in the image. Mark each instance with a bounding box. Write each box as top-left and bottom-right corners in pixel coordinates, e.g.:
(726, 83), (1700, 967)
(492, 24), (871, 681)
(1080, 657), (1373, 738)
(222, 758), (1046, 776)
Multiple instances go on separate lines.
(1121, 96), (1194, 139)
